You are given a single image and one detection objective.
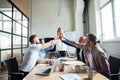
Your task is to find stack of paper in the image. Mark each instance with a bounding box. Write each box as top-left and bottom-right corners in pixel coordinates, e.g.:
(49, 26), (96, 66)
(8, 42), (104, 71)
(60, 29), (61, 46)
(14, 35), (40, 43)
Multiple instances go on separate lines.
(59, 73), (83, 80)
(64, 61), (84, 65)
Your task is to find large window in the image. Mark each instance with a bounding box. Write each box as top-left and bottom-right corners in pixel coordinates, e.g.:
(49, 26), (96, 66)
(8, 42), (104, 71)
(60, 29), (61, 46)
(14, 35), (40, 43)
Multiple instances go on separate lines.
(100, 0), (120, 41)
(114, 0), (120, 37)
(0, 0), (29, 63)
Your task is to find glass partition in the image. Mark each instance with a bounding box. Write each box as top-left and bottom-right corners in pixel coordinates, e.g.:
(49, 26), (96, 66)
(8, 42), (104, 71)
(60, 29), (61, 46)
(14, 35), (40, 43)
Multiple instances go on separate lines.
(13, 8), (22, 23)
(0, 32), (11, 49)
(13, 49), (21, 63)
(23, 15), (28, 27)
(13, 21), (21, 35)
(1, 50), (11, 62)
(0, 0), (29, 63)
(0, 0), (12, 18)
(23, 26), (27, 36)
(13, 35), (21, 48)
(0, 13), (12, 33)
(23, 37), (28, 47)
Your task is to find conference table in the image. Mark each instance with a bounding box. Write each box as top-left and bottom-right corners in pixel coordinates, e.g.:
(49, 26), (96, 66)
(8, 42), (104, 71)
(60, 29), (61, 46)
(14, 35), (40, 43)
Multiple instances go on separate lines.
(23, 58), (109, 80)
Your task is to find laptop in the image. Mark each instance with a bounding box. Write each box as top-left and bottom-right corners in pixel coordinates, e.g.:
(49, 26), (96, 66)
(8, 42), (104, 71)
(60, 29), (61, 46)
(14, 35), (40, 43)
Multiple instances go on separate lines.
(35, 58), (60, 76)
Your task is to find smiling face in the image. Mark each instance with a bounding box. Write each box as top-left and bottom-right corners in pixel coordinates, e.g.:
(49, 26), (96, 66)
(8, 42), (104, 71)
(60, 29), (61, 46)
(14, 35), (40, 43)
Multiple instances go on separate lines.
(86, 33), (97, 47)
(57, 28), (64, 36)
(34, 36), (40, 44)
(29, 35), (40, 44)
(79, 37), (86, 44)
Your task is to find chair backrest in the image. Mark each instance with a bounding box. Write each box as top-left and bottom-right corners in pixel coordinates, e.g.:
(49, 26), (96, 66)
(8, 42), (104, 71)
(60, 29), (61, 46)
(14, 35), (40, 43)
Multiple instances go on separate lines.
(76, 48), (81, 60)
(5, 57), (19, 73)
(108, 56), (120, 80)
(76, 48), (85, 63)
(108, 56), (120, 74)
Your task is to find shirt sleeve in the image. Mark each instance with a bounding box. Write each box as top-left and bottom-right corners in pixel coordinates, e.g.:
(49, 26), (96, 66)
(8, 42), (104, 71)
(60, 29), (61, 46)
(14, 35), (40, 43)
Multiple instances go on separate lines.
(44, 45), (54, 52)
(62, 40), (77, 48)
(35, 44), (42, 51)
(97, 52), (110, 74)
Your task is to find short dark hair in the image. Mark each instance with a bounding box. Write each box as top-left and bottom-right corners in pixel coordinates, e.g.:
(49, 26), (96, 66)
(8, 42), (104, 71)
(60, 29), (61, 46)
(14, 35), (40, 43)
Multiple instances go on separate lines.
(57, 27), (62, 31)
(87, 33), (97, 45)
(29, 34), (37, 43)
(39, 38), (44, 42)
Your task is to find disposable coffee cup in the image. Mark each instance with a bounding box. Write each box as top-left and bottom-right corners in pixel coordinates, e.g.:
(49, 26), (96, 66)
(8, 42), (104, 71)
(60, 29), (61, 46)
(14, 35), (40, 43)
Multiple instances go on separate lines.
(58, 63), (64, 72)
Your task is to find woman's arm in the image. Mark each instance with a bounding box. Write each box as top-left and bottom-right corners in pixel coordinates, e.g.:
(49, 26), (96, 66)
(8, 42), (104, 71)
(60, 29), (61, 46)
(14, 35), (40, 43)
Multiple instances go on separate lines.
(97, 52), (110, 75)
(62, 40), (78, 48)
(63, 38), (81, 49)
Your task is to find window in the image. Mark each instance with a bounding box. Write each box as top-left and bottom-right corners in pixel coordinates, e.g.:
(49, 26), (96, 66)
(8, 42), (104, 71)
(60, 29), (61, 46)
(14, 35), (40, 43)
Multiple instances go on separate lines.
(100, 0), (120, 41)
(101, 3), (114, 40)
(13, 35), (21, 48)
(13, 21), (21, 35)
(0, 13), (12, 33)
(13, 8), (22, 23)
(114, 0), (120, 37)
(0, 0), (29, 63)
(0, 32), (11, 49)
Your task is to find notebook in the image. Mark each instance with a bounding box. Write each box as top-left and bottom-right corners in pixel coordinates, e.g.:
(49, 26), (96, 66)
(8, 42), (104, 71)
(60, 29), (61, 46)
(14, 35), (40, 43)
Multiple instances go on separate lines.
(35, 59), (60, 76)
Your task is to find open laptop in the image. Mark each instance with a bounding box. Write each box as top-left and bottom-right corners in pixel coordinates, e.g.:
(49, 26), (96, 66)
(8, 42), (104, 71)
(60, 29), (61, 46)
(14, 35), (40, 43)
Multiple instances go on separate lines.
(35, 58), (60, 76)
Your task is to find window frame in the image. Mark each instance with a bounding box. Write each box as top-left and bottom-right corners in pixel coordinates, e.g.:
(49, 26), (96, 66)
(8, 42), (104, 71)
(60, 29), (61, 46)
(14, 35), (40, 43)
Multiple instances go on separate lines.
(0, 0), (29, 62)
(100, 0), (120, 41)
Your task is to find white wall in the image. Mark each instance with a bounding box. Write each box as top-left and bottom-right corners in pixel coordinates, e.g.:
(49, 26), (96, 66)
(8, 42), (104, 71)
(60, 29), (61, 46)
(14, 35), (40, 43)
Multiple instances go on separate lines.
(88, 0), (96, 34)
(102, 41), (120, 58)
(31, 0), (84, 40)
(73, 0), (84, 40)
(31, 0), (74, 38)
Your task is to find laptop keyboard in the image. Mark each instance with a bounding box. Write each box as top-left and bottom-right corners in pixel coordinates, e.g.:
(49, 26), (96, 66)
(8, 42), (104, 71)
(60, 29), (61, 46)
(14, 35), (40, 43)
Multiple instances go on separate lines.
(43, 68), (51, 73)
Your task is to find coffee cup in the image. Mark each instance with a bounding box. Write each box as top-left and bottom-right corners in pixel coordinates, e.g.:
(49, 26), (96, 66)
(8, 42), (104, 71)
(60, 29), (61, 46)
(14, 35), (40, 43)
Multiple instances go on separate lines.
(58, 63), (64, 72)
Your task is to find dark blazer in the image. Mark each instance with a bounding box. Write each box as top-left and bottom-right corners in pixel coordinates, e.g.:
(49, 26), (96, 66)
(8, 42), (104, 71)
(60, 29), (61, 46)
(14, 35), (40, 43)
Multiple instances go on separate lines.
(76, 48), (85, 63)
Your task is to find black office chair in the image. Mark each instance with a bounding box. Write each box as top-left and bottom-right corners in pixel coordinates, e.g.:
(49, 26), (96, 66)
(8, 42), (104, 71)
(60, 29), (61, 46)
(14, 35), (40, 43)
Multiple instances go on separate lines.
(5, 57), (24, 80)
(108, 56), (120, 80)
(76, 48), (85, 63)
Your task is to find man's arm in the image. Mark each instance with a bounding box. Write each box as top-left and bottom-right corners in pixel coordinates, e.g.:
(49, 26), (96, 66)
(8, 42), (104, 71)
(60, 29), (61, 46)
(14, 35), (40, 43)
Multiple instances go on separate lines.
(44, 46), (54, 52)
(40, 39), (59, 50)
(37, 59), (53, 64)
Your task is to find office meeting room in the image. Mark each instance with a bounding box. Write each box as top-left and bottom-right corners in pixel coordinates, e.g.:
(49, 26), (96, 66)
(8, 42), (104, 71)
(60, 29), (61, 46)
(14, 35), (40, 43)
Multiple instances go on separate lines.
(0, 0), (120, 80)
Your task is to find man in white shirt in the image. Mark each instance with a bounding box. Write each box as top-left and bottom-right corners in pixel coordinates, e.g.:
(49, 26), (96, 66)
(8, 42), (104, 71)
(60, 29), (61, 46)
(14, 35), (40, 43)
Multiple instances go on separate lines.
(20, 34), (59, 77)
(55, 27), (69, 57)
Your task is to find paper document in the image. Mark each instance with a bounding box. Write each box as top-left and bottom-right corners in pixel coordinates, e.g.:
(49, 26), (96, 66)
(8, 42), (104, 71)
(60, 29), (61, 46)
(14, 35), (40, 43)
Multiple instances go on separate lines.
(64, 61), (84, 65)
(60, 73), (83, 80)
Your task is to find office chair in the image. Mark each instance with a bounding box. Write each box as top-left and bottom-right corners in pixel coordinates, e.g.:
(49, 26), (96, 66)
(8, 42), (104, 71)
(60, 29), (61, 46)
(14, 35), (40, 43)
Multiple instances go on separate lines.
(76, 48), (85, 63)
(5, 57), (24, 80)
(108, 56), (120, 80)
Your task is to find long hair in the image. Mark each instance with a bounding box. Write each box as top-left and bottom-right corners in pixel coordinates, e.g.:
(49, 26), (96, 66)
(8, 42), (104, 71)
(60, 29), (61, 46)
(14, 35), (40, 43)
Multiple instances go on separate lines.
(87, 33), (97, 45)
